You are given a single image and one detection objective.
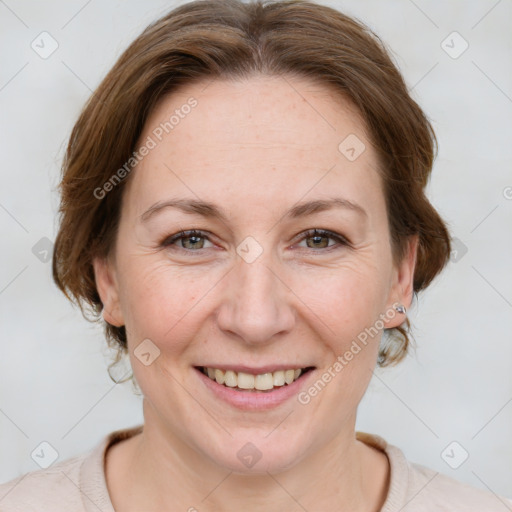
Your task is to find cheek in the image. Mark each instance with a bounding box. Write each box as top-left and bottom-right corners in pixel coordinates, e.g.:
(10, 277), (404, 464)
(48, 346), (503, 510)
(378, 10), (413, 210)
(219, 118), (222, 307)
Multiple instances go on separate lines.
(289, 256), (390, 339)
(116, 257), (209, 348)
(299, 267), (386, 408)
(115, 236), (392, 361)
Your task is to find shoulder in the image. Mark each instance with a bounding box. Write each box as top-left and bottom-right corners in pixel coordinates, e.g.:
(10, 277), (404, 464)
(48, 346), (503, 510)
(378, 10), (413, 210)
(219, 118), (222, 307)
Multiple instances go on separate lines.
(0, 424), (143, 512)
(0, 452), (88, 511)
(404, 459), (512, 511)
(356, 431), (512, 512)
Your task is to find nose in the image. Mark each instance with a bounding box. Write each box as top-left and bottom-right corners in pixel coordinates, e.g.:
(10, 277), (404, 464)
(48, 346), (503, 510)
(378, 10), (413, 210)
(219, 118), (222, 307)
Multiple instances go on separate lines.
(216, 252), (295, 346)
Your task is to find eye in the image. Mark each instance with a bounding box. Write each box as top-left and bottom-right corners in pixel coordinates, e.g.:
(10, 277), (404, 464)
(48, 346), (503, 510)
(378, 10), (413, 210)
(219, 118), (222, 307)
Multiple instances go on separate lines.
(161, 230), (214, 251)
(295, 228), (350, 251)
(161, 228), (350, 254)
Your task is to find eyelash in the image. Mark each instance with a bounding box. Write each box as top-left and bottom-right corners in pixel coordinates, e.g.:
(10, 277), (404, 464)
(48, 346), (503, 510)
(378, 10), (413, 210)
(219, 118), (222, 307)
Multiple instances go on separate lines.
(161, 228), (350, 254)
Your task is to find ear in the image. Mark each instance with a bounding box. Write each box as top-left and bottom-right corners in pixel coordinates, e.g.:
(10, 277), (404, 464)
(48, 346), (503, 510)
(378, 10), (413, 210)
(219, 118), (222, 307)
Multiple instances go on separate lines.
(384, 235), (418, 329)
(92, 255), (124, 327)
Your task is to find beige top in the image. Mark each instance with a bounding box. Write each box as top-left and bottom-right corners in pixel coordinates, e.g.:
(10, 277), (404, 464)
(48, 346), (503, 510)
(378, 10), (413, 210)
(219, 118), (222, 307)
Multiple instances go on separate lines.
(0, 424), (510, 511)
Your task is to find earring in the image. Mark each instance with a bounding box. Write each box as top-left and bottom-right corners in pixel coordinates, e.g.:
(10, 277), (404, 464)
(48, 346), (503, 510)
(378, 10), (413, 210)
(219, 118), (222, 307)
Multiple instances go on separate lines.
(394, 304), (407, 315)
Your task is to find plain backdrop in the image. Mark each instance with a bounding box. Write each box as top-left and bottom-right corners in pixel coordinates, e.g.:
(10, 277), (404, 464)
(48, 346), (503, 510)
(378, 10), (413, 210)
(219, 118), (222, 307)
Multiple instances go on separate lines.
(1, 0), (511, 500)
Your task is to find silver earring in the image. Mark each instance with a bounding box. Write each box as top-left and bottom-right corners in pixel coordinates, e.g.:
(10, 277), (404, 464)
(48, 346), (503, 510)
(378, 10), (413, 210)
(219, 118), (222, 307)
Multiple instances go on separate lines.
(395, 304), (407, 315)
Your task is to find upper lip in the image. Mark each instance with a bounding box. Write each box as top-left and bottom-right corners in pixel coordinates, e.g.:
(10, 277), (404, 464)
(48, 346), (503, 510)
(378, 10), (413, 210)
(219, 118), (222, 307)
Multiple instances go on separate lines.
(195, 364), (315, 374)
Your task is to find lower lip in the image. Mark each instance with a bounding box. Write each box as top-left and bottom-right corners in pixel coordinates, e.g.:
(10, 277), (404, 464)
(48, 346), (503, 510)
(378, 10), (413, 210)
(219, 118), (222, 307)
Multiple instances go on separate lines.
(194, 367), (315, 411)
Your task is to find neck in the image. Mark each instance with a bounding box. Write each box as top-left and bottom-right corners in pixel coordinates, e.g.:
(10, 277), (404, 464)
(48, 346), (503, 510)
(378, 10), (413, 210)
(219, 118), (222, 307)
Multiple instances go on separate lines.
(109, 402), (389, 512)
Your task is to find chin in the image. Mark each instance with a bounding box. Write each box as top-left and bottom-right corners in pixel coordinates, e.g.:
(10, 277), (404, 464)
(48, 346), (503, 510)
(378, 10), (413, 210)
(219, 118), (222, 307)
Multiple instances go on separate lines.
(200, 433), (311, 475)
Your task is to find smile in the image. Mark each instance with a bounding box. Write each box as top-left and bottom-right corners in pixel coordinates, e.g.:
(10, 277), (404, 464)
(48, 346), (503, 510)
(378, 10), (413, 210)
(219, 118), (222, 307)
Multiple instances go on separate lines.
(194, 364), (316, 410)
(198, 366), (314, 392)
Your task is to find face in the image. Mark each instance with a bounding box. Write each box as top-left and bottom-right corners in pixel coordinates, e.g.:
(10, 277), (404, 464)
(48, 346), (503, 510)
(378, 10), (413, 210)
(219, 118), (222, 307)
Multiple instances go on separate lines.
(94, 75), (416, 474)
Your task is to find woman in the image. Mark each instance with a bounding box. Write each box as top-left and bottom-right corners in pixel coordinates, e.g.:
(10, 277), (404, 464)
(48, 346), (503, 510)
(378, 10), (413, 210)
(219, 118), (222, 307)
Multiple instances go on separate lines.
(1, 0), (510, 510)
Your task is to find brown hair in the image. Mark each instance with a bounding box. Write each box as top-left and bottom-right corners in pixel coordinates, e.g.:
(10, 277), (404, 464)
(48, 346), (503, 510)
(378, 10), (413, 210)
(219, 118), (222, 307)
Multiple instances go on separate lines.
(52, 0), (451, 380)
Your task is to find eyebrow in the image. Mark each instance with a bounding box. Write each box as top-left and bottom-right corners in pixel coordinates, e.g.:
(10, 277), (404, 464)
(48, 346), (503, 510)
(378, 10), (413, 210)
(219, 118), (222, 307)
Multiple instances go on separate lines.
(140, 197), (367, 224)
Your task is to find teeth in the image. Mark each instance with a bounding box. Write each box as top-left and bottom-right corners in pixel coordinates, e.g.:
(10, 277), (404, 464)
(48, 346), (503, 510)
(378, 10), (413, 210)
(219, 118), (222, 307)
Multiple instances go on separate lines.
(285, 369), (295, 384)
(224, 370), (237, 387)
(237, 372), (255, 389)
(255, 373), (273, 391)
(273, 370), (285, 386)
(215, 369), (225, 385)
(201, 367), (306, 391)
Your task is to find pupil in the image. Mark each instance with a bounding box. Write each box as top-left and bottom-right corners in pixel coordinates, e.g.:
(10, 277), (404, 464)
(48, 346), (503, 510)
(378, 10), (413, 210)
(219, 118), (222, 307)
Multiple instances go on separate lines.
(309, 235), (327, 248)
(185, 235), (202, 249)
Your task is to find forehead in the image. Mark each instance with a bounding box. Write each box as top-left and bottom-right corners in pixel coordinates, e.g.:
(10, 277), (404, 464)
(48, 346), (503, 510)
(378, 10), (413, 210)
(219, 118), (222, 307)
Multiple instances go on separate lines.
(125, 75), (383, 215)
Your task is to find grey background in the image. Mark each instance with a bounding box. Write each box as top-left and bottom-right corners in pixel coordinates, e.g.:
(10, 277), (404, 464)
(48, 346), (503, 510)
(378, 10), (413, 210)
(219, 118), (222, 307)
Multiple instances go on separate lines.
(1, 0), (511, 500)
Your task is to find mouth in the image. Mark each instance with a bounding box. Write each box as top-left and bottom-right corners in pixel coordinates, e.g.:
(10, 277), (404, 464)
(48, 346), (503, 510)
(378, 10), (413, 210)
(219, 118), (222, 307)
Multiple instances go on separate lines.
(194, 365), (315, 393)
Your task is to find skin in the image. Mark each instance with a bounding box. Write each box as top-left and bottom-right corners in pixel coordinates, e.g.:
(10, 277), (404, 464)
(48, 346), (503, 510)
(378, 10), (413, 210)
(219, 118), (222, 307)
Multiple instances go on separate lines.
(93, 74), (417, 512)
